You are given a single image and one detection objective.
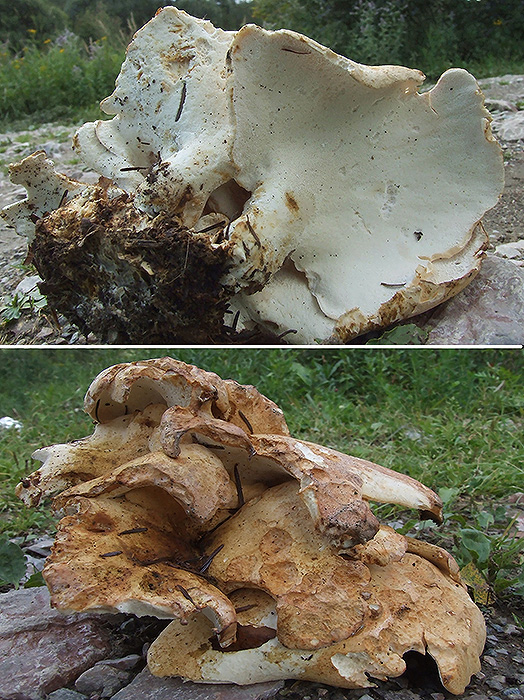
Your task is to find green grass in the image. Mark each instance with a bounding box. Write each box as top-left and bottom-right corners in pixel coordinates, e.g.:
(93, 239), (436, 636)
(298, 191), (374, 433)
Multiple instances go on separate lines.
(0, 348), (522, 539)
(459, 56), (524, 81)
(0, 38), (124, 130)
(0, 26), (522, 131)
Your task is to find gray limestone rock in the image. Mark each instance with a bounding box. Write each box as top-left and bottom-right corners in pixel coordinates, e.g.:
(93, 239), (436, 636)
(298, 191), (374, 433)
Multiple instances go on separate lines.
(479, 75), (524, 104)
(493, 111), (524, 142)
(484, 98), (518, 113)
(94, 654), (142, 671)
(495, 241), (524, 265)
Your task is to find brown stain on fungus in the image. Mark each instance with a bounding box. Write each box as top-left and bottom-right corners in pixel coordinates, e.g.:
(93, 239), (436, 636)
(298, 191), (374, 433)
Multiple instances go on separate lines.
(285, 192), (299, 214)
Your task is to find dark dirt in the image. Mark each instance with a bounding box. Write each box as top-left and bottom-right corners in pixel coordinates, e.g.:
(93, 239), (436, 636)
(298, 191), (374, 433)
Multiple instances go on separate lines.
(30, 182), (235, 345)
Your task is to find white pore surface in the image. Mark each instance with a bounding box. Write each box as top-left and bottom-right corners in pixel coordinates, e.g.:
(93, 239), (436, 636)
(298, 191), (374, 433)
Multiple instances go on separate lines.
(225, 26), (503, 340)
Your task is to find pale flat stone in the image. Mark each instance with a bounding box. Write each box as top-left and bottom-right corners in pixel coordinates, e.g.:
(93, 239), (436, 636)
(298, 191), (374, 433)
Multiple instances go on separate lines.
(424, 253), (524, 345)
(112, 668), (284, 700)
(95, 653), (142, 671)
(493, 111), (524, 142)
(0, 588), (114, 700)
(495, 241), (524, 261)
(479, 75), (524, 104)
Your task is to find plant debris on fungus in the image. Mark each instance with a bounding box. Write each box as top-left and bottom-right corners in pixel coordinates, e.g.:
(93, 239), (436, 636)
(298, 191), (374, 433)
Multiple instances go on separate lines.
(1, 8), (504, 344)
(18, 358), (486, 694)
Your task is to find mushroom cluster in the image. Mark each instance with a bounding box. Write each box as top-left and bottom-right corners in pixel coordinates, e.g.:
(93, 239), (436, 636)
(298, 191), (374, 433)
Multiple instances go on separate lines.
(18, 358), (485, 693)
(1, 8), (504, 344)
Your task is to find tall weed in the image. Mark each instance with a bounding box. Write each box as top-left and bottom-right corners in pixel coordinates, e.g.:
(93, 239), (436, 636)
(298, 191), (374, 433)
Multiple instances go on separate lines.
(0, 33), (124, 127)
(347, 1), (408, 66)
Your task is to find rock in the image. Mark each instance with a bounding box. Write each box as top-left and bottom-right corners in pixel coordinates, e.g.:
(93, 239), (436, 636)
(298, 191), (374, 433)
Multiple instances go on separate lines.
(0, 416), (23, 432)
(503, 690), (524, 700)
(36, 326), (55, 341)
(24, 537), (55, 559)
(13, 274), (43, 298)
(479, 75), (524, 104)
(402, 426), (424, 441)
(46, 690), (88, 700)
(422, 254), (524, 344)
(382, 690), (421, 700)
(495, 241), (524, 265)
(488, 676), (507, 691)
(111, 668), (284, 700)
(485, 656), (500, 667)
(0, 587), (115, 700)
(75, 664), (130, 698)
(485, 98), (518, 113)
(493, 111), (524, 141)
(94, 654), (142, 671)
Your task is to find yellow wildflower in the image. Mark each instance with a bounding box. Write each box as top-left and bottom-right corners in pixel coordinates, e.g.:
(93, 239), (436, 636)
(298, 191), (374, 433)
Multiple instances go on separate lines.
(27, 28), (37, 34)
(44, 38), (51, 44)
(59, 48), (65, 53)
(493, 18), (503, 26)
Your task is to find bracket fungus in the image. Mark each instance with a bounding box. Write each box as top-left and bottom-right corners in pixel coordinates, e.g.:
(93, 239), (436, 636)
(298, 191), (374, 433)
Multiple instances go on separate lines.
(18, 358), (486, 694)
(1, 8), (504, 344)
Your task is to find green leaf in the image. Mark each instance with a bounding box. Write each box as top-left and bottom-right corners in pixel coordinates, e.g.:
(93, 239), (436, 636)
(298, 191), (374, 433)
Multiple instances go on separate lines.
(24, 569), (45, 588)
(290, 361), (313, 385)
(459, 528), (492, 566)
(511, 570), (524, 597)
(0, 303), (22, 322)
(0, 535), (26, 587)
(366, 324), (428, 345)
(477, 511), (495, 529)
(439, 487), (461, 506)
(397, 518), (418, 535)
(448, 512), (468, 527)
(492, 568), (517, 593)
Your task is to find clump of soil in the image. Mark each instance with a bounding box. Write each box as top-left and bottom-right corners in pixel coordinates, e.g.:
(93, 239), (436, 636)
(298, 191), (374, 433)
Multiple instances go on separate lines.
(31, 181), (234, 344)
